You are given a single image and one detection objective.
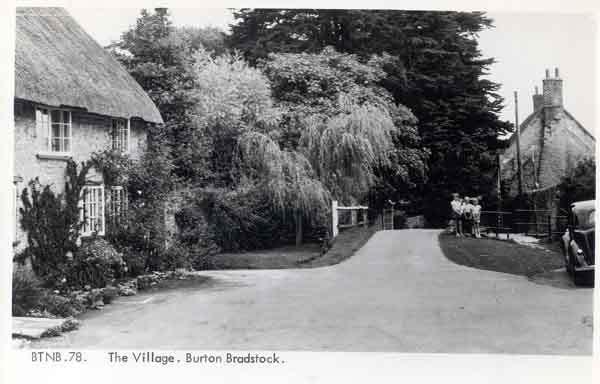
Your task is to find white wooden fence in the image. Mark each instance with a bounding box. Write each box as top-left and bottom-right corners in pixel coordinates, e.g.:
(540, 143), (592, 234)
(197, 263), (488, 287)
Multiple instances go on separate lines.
(331, 200), (368, 238)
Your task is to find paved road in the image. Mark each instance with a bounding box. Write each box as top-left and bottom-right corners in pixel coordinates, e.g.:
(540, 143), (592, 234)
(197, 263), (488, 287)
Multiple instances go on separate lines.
(33, 230), (593, 353)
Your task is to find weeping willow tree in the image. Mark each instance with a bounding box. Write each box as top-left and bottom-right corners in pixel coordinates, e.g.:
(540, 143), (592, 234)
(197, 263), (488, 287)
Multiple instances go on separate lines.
(234, 132), (330, 245)
(299, 95), (395, 204)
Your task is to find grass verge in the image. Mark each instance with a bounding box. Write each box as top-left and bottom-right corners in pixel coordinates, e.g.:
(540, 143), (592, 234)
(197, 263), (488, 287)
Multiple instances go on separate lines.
(200, 224), (379, 270)
(438, 233), (564, 277)
(296, 224), (379, 268)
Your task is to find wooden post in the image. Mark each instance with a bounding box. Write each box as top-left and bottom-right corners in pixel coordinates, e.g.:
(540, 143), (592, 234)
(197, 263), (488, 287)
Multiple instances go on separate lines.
(496, 213), (499, 238)
(332, 200), (339, 238)
(514, 91), (524, 205)
(362, 209), (368, 227)
(497, 152), (502, 239)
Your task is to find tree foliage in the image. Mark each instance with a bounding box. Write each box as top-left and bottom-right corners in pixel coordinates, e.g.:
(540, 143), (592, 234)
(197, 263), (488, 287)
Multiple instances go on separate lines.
(235, 132), (330, 217)
(558, 158), (596, 211)
(185, 49), (281, 185)
(107, 124), (175, 273)
(299, 100), (393, 202)
(229, 9), (511, 223)
(110, 8), (227, 182)
(261, 47), (429, 206)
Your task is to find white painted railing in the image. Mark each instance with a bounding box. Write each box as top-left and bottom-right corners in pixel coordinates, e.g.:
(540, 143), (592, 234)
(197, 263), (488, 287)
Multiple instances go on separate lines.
(331, 200), (368, 238)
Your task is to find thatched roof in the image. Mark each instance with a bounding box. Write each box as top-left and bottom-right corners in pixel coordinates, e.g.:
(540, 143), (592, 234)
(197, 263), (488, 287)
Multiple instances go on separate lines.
(15, 7), (163, 124)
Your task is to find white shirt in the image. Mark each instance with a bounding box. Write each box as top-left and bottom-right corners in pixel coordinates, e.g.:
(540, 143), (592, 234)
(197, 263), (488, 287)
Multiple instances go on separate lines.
(463, 203), (475, 216)
(451, 200), (463, 214)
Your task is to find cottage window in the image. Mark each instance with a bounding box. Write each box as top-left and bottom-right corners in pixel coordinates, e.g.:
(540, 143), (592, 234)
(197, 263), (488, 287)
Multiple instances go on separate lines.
(36, 108), (72, 153)
(112, 118), (130, 153)
(109, 186), (128, 225)
(80, 185), (105, 236)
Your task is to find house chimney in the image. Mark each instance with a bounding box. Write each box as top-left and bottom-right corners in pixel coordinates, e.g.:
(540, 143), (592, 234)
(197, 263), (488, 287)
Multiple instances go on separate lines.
(532, 86), (544, 111)
(543, 67), (563, 108)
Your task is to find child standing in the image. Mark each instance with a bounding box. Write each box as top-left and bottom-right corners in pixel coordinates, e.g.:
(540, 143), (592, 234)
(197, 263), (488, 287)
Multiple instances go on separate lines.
(450, 193), (463, 237)
(472, 198), (482, 238)
(462, 196), (474, 237)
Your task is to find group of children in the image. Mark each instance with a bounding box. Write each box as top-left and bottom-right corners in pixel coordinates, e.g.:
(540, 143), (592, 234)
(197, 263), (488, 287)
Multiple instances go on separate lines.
(450, 193), (482, 238)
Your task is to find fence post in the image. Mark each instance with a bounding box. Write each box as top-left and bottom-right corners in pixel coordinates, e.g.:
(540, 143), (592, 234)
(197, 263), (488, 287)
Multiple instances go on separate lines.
(362, 208), (368, 227)
(496, 213), (500, 238)
(332, 200), (339, 238)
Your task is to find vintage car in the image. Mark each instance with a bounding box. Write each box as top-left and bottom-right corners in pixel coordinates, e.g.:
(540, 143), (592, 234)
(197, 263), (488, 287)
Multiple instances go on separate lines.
(561, 200), (595, 286)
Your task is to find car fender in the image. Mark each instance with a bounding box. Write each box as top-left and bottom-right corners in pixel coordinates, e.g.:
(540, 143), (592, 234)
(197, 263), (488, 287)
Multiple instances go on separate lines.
(569, 241), (588, 266)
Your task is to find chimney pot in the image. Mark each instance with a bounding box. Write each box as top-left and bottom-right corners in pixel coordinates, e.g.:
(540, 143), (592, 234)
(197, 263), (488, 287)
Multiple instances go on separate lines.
(542, 67), (563, 112)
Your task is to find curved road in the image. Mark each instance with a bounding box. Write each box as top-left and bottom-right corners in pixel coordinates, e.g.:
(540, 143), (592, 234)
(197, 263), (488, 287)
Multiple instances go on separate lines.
(33, 230), (593, 354)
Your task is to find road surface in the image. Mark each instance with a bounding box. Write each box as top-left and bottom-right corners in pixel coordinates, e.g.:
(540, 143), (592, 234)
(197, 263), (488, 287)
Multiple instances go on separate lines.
(32, 230), (593, 353)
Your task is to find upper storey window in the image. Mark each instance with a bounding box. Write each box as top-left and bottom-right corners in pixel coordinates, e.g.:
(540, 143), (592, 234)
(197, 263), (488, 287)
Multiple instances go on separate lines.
(112, 118), (130, 153)
(36, 108), (72, 154)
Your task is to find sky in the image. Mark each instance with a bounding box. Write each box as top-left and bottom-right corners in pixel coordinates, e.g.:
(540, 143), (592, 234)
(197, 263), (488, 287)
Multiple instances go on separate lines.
(66, 8), (597, 134)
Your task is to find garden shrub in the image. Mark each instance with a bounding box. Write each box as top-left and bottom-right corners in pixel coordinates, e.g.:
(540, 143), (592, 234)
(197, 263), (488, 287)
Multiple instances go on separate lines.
(12, 271), (43, 316)
(174, 200), (220, 269)
(17, 160), (92, 287)
(160, 241), (193, 271)
(119, 246), (147, 277)
(100, 123), (175, 274)
(559, 158), (595, 211)
(36, 292), (85, 318)
(67, 238), (125, 289)
(175, 188), (329, 265)
(67, 257), (113, 289)
(198, 189), (292, 251)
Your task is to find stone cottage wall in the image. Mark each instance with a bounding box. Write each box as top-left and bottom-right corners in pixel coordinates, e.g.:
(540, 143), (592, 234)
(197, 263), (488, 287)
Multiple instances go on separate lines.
(537, 112), (595, 189)
(501, 110), (594, 197)
(13, 100), (148, 255)
(501, 112), (545, 196)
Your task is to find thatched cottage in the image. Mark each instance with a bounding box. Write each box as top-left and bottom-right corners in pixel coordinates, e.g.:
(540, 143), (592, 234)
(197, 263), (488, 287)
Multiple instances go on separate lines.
(501, 68), (595, 203)
(13, 7), (163, 251)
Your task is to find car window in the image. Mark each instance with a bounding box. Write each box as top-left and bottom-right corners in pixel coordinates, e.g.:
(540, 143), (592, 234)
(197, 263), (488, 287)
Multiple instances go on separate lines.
(574, 208), (595, 230)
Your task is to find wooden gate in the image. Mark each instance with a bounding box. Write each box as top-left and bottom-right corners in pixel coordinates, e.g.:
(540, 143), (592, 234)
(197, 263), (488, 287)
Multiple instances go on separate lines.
(382, 207), (395, 230)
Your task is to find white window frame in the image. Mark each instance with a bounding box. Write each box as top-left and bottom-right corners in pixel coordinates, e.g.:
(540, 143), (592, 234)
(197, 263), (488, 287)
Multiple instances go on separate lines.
(36, 107), (72, 154)
(112, 118), (130, 153)
(109, 185), (128, 225)
(80, 185), (105, 236)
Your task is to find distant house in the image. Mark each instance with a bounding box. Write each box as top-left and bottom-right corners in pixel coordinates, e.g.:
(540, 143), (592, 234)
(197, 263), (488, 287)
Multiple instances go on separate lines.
(13, 8), (163, 252)
(501, 68), (595, 211)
